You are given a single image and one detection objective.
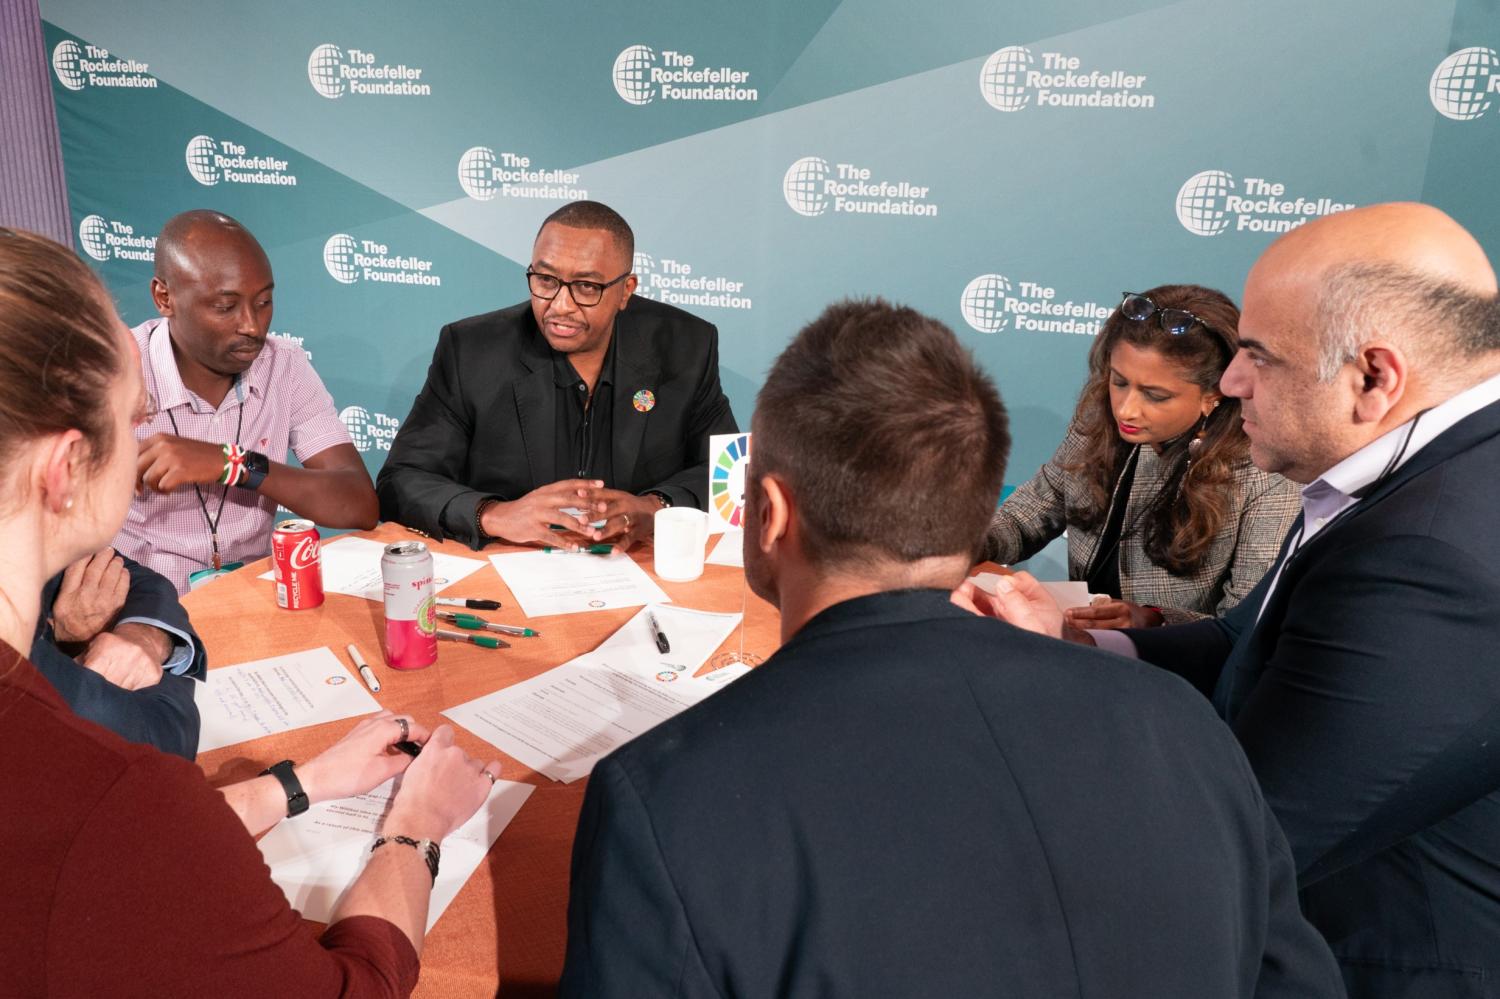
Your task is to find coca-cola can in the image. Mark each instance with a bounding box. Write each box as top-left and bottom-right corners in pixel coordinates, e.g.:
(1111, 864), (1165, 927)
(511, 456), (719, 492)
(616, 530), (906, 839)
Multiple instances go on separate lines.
(382, 541), (437, 669)
(271, 519), (324, 610)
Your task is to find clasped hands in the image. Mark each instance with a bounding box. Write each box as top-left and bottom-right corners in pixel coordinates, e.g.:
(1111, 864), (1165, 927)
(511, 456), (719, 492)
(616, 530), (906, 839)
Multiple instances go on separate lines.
(480, 479), (664, 552)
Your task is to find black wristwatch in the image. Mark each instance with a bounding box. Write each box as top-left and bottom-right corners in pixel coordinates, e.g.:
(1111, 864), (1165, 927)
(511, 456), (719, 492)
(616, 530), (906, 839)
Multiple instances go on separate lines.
(261, 759), (310, 817)
(239, 450), (270, 491)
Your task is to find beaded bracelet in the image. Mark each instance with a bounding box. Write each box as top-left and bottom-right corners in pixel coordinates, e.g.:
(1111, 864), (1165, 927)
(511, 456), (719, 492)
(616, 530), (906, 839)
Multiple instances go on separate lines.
(218, 443), (247, 487)
(371, 835), (441, 885)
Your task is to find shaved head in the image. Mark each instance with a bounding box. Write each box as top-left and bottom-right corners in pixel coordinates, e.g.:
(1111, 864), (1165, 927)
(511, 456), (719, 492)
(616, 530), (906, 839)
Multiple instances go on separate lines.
(154, 209), (269, 285)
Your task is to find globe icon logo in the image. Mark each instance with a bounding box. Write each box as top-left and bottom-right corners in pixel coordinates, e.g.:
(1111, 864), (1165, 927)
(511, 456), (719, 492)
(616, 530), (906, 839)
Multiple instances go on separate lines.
(783, 157), (829, 217)
(308, 43), (346, 99)
(1176, 170), (1235, 236)
(323, 234), (360, 284)
(632, 252), (655, 299)
(339, 405), (374, 452)
(52, 40), (87, 91)
(458, 145), (498, 200)
(78, 215), (111, 262)
(185, 135), (221, 186)
(1429, 47), (1499, 121)
(613, 45), (657, 105)
(960, 274), (1014, 333)
(980, 46), (1034, 112)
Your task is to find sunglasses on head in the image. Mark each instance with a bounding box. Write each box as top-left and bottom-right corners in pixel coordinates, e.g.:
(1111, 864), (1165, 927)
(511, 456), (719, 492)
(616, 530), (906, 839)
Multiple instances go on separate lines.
(1119, 292), (1217, 337)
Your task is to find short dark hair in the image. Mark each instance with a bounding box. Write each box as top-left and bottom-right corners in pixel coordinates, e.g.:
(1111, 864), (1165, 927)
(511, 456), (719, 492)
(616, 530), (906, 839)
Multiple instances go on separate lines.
(752, 299), (1010, 567)
(539, 201), (634, 260)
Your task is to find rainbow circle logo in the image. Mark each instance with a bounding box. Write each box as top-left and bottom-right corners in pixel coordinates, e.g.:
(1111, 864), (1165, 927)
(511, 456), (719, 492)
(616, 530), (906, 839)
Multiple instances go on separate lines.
(711, 433), (750, 529)
(632, 389), (656, 412)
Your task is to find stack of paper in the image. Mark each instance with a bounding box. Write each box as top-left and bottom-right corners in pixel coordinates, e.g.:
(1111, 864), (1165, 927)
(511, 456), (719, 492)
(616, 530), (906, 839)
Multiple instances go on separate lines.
(444, 604), (751, 782)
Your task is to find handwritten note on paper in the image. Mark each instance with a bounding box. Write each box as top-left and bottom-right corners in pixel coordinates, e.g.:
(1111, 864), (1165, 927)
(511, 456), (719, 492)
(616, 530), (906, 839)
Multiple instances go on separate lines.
(194, 647), (382, 752)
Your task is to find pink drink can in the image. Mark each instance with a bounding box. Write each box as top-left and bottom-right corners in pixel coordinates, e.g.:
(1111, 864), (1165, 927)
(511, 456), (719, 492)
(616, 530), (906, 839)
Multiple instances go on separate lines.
(381, 541), (437, 669)
(272, 520), (324, 610)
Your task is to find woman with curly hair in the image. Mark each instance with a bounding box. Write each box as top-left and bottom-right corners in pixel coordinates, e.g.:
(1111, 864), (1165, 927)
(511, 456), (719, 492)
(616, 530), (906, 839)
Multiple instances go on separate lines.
(981, 284), (1299, 628)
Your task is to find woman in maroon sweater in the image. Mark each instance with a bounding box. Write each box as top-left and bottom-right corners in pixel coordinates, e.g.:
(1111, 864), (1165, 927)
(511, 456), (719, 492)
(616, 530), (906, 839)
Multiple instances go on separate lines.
(0, 228), (501, 997)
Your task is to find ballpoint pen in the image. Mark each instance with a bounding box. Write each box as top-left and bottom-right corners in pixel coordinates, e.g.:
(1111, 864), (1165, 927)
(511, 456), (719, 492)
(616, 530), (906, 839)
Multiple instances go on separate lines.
(346, 643), (381, 692)
(435, 628), (508, 649)
(542, 543), (613, 555)
(647, 611), (671, 654)
(436, 610), (541, 637)
(434, 596), (502, 610)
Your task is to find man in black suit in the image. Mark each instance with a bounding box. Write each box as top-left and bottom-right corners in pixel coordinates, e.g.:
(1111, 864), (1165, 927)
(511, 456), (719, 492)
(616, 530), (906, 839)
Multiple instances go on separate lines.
(981, 202), (1500, 997)
(377, 201), (737, 551)
(32, 548), (204, 759)
(559, 300), (1341, 997)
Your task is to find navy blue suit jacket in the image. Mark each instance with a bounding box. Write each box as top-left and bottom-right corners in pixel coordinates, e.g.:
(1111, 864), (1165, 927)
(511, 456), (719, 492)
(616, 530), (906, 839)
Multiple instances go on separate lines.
(31, 555), (203, 760)
(1129, 398), (1500, 998)
(561, 589), (1341, 998)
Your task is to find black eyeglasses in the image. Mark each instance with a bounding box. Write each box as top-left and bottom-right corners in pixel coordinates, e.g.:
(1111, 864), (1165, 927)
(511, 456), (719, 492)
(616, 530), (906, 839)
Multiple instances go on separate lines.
(1119, 292), (1217, 336)
(527, 268), (630, 307)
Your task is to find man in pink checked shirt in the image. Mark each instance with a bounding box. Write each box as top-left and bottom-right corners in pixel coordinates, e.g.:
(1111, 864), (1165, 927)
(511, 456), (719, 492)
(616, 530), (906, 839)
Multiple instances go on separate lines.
(114, 210), (377, 594)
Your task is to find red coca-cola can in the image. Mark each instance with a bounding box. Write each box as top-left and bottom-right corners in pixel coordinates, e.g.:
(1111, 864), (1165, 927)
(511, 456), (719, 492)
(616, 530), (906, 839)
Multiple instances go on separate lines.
(272, 519), (324, 610)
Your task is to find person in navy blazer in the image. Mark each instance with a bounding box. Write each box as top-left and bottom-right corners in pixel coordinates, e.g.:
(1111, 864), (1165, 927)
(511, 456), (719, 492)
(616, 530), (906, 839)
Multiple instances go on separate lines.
(985, 203), (1500, 998)
(377, 201), (737, 552)
(31, 550), (204, 759)
(559, 300), (1341, 998)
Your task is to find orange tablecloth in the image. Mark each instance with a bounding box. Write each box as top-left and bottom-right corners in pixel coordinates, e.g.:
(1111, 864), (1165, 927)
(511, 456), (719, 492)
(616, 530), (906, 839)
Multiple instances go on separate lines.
(186, 523), (780, 997)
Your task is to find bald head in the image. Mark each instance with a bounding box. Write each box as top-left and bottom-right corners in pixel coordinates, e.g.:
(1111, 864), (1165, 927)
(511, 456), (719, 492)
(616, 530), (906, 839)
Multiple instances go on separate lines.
(1247, 203), (1499, 384)
(154, 210), (270, 285)
(1256, 202), (1496, 298)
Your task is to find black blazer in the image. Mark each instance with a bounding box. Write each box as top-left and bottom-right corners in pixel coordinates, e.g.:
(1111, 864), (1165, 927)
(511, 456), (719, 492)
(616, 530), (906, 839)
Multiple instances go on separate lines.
(560, 589), (1342, 998)
(1130, 397), (1500, 998)
(376, 297), (738, 548)
(31, 555), (203, 760)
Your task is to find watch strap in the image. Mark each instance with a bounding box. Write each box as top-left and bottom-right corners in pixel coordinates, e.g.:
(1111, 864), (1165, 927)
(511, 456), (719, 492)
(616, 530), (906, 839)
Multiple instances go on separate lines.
(260, 759), (310, 817)
(237, 450), (270, 491)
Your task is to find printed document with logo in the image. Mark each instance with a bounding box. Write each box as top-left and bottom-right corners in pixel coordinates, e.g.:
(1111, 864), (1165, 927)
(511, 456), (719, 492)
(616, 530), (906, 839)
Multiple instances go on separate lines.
(257, 535), (487, 602)
(443, 604), (750, 782)
(488, 549), (669, 618)
(195, 647), (382, 753)
(256, 774), (533, 932)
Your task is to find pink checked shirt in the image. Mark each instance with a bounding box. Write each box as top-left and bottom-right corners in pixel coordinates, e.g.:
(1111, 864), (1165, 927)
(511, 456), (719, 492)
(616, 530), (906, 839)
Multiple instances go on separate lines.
(114, 318), (352, 594)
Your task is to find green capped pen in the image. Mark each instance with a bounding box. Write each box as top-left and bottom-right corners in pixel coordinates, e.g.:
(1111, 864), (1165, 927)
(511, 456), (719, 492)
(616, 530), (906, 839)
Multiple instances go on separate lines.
(436, 610), (540, 638)
(435, 628), (508, 649)
(542, 543), (613, 555)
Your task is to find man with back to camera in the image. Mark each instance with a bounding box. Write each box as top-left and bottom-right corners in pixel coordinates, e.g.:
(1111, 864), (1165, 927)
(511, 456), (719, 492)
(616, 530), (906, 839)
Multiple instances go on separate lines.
(558, 299), (1341, 997)
(974, 202), (1500, 997)
(376, 200), (737, 551)
(116, 209), (378, 594)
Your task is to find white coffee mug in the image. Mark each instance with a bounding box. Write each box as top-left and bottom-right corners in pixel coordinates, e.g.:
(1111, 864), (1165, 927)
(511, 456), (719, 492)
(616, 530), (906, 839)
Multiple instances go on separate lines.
(654, 507), (710, 582)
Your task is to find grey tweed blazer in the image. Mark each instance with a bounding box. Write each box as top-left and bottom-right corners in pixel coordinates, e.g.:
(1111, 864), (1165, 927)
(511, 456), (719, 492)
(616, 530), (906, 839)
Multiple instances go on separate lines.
(982, 427), (1300, 623)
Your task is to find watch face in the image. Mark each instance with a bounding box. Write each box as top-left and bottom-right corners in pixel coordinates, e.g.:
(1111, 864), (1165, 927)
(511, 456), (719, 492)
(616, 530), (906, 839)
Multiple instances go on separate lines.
(244, 451), (270, 474)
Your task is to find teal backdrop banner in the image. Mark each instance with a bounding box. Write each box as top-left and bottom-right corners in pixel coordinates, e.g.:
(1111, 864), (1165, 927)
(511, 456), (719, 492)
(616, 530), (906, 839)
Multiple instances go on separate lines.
(40, 0), (1500, 566)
